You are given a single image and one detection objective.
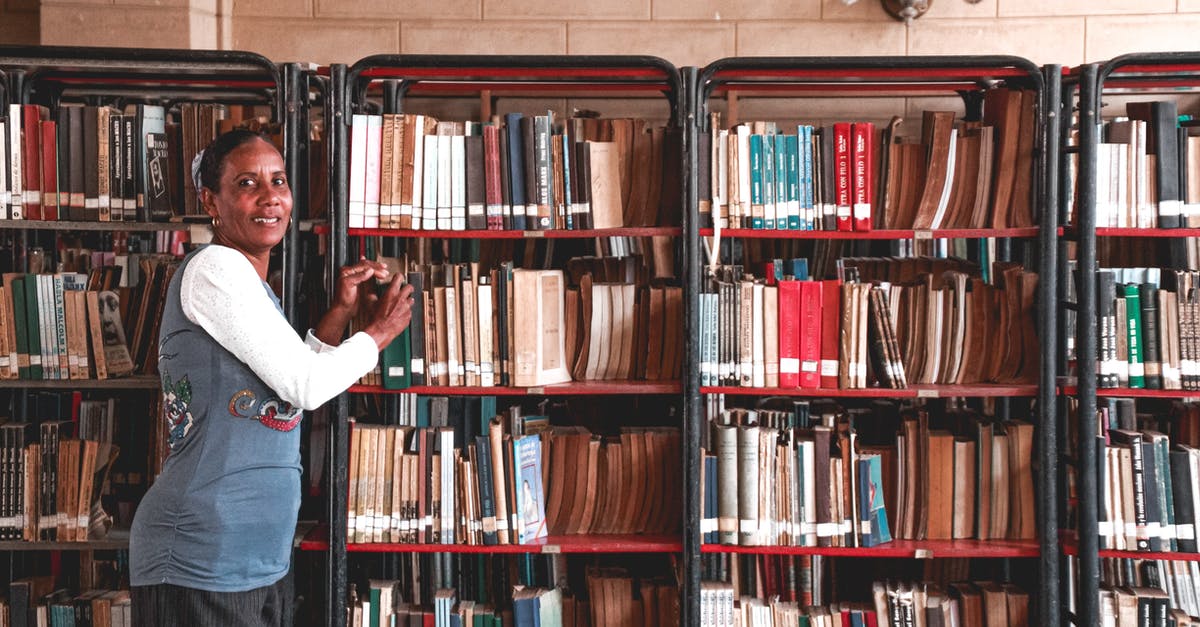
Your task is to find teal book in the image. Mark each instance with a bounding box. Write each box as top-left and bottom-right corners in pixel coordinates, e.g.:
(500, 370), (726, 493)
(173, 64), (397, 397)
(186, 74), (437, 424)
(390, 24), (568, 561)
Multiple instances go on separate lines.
(775, 133), (789, 230)
(23, 275), (43, 380)
(10, 276), (29, 380)
(380, 327), (411, 390)
(786, 133), (801, 230)
(858, 453), (892, 547)
(762, 131), (775, 229)
(749, 133), (764, 229)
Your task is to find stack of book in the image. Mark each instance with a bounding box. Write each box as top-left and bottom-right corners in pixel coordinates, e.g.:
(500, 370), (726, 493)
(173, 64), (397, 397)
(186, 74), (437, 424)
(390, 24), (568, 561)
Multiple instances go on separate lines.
(360, 258), (682, 390)
(699, 257), (1038, 389)
(701, 88), (1036, 231)
(699, 580), (1028, 627)
(0, 102), (267, 222)
(1102, 557), (1200, 623)
(347, 113), (679, 231)
(347, 416), (680, 545)
(4, 578), (131, 627)
(1099, 586), (1194, 626)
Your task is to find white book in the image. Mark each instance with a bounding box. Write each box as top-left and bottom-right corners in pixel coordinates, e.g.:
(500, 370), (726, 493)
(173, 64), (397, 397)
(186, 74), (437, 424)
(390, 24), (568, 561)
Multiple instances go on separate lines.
(437, 134), (452, 231)
(751, 282), (764, 387)
(439, 428), (455, 544)
(363, 115), (382, 229)
(477, 279), (495, 387)
(450, 134), (466, 230)
(52, 275), (67, 380)
(422, 135), (439, 230)
(37, 275), (56, 380)
(8, 104), (22, 219)
(444, 276), (460, 386)
(347, 114), (368, 229)
(737, 126), (751, 227)
(512, 269), (571, 387)
(716, 129), (728, 227)
(410, 115), (425, 230)
(0, 121), (7, 210)
(928, 128), (958, 229)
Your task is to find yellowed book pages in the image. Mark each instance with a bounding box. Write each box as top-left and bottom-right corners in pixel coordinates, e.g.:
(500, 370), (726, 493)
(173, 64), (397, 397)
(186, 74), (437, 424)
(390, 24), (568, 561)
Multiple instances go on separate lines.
(588, 142), (623, 229)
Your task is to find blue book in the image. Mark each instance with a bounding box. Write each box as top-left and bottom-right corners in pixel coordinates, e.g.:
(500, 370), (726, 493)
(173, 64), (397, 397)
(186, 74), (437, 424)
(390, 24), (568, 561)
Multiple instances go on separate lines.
(749, 134), (764, 229)
(505, 113), (528, 230)
(858, 454), (892, 547)
(774, 133), (789, 229)
(785, 258), (809, 281)
(514, 435), (547, 543)
(762, 132), (776, 229)
(799, 125), (815, 230)
(785, 133), (801, 230)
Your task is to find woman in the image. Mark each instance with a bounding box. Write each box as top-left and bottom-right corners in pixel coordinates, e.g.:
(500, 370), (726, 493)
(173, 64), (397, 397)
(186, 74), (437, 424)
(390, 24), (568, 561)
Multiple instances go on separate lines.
(130, 129), (412, 626)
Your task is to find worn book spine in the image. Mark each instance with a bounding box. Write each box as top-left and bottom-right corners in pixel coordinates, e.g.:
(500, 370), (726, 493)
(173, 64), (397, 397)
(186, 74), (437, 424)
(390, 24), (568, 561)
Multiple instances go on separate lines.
(348, 114), (369, 229)
(852, 122), (873, 232)
(748, 134), (764, 229)
(833, 122), (853, 232)
(363, 115), (381, 228)
(1141, 283), (1163, 390)
(450, 134), (467, 231)
(778, 280), (801, 388)
(21, 105), (43, 220)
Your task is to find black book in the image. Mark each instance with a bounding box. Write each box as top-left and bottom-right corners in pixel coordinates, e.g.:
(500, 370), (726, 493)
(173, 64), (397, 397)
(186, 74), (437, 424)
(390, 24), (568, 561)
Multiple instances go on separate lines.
(146, 132), (174, 222)
(123, 115), (137, 222)
(820, 125), (837, 231)
(83, 106), (100, 221)
(69, 105), (85, 221)
(406, 270), (426, 386)
(699, 125), (712, 229)
(1129, 101), (1182, 228)
(496, 262), (511, 387)
(1170, 447), (1197, 553)
(574, 141), (593, 230)
(465, 134), (486, 230)
(1140, 284), (1163, 389)
(475, 435), (498, 546)
(499, 126), (512, 230)
(1098, 270), (1119, 388)
(108, 112), (123, 222)
(520, 116), (539, 230)
(1141, 440), (1164, 552)
(56, 107), (72, 221)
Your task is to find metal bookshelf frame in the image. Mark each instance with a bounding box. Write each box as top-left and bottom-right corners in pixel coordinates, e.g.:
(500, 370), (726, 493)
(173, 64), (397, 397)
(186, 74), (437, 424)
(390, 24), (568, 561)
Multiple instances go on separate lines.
(691, 55), (1059, 627)
(325, 55), (685, 627)
(1067, 51), (1200, 627)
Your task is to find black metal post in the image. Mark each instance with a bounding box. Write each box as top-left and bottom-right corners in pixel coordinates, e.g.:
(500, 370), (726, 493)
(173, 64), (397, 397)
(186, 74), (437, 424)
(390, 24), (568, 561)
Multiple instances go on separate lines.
(1038, 63), (1062, 627)
(1074, 62), (1100, 627)
(680, 65), (702, 627)
(327, 63), (350, 627)
(282, 63), (303, 331)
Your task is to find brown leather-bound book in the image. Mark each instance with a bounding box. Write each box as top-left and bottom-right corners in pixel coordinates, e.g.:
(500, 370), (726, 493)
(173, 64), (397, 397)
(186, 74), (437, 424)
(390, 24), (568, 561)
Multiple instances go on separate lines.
(625, 123), (651, 227)
(952, 438), (977, 539)
(22, 443), (40, 541)
(974, 418), (994, 541)
(945, 129), (981, 229)
(910, 111), (957, 229)
(989, 432), (1011, 540)
(572, 274), (594, 381)
(610, 119), (635, 223)
(632, 286), (650, 380)
(564, 287), (581, 374)
(1005, 420), (1036, 540)
(1003, 585), (1030, 627)
(984, 89), (1023, 229)
(588, 142), (623, 229)
(662, 286), (683, 380)
(838, 283), (856, 389)
(812, 425), (833, 547)
(615, 283), (635, 381)
(948, 582), (985, 627)
(925, 429), (955, 540)
(965, 125), (996, 229)
(1008, 90), (1037, 228)
(975, 581), (1009, 627)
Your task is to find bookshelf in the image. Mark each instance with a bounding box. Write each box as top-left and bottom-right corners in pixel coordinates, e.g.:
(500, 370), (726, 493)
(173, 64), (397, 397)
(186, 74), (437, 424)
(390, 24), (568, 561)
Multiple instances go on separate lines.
(690, 56), (1059, 625)
(0, 46), (307, 618)
(325, 55), (687, 627)
(1066, 52), (1200, 627)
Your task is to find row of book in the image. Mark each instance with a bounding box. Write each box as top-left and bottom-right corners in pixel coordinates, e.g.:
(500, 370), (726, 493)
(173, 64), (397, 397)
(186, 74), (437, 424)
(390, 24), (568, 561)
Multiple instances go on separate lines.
(699, 580), (1028, 627)
(0, 273), (138, 382)
(1096, 267), (1200, 390)
(0, 420), (113, 542)
(347, 417), (681, 545)
(1, 103), (266, 222)
(362, 259), (683, 390)
(351, 569), (677, 627)
(347, 113), (677, 231)
(700, 402), (1035, 547)
(1095, 407), (1200, 553)
(4, 578), (130, 627)
(1088, 100), (1200, 230)
(1102, 557), (1200, 624)
(700, 257), (1038, 389)
(701, 88), (1036, 232)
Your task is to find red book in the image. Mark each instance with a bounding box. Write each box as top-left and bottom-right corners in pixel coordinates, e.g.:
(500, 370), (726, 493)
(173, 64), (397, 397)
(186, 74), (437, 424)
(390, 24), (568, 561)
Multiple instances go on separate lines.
(851, 122), (874, 232)
(834, 122), (852, 232)
(21, 105), (43, 221)
(819, 279), (841, 389)
(483, 125), (503, 230)
(778, 279), (801, 388)
(799, 280), (823, 389)
(39, 120), (59, 221)
(866, 611), (879, 627)
(762, 260), (779, 286)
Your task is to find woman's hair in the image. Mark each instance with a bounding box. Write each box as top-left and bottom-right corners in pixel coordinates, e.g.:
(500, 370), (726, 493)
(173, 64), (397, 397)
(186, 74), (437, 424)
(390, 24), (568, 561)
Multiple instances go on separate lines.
(195, 129), (279, 194)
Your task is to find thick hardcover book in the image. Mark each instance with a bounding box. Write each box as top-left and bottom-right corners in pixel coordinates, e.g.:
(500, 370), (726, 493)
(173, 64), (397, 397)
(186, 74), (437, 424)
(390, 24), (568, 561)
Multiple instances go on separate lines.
(1124, 283), (1146, 389)
(483, 125), (503, 230)
(7, 104), (22, 219)
(145, 133), (174, 221)
(39, 121), (59, 222)
(1110, 430), (1151, 550)
(107, 112), (123, 222)
(833, 122), (853, 232)
(55, 108), (72, 219)
(465, 135), (486, 230)
(520, 117), (539, 230)
(83, 106), (100, 221)
(364, 115), (382, 229)
(1098, 270), (1119, 388)
(136, 105), (165, 221)
(1170, 446), (1198, 552)
(406, 271), (426, 386)
(778, 280), (801, 387)
(851, 122), (874, 231)
(749, 134), (764, 229)
(737, 424), (761, 545)
(1129, 101), (1183, 227)
(21, 105), (43, 221)
(1140, 284), (1163, 389)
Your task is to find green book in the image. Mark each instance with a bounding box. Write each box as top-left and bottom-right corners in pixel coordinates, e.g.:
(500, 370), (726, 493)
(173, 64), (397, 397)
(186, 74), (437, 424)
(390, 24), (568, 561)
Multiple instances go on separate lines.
(23, 275), (43, 380)
(10, 276), (29, 380)
(749, 133), (764, 229)
(369, 586), (380, 627)
(1123, 283), (1144, 389)
(380, 327), (411, 390)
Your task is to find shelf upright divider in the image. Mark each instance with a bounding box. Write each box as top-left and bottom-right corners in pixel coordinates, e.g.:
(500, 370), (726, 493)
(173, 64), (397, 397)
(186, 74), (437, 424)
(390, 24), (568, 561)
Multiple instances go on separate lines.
(681, 64), (703, 627)
(1073, 61), (1102, 627)
(327, 61), (352, 627)
(1038, 63), (1062, 627)
(282, 62), (305, 330)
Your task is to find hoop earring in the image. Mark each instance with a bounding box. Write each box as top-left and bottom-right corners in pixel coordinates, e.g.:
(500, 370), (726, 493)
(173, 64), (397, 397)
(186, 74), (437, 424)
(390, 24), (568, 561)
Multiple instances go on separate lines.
(212, 217), (221, 228)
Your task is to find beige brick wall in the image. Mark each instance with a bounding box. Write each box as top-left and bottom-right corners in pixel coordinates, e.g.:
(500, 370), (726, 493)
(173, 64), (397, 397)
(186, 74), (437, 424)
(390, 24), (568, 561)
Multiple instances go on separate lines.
(6, 0), (1200, 67)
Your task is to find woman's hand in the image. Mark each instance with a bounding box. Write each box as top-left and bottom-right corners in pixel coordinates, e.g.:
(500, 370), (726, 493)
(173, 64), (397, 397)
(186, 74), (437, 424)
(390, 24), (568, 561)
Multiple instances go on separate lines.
(333, 257), (390, 315)
(364, 275), (415, 349)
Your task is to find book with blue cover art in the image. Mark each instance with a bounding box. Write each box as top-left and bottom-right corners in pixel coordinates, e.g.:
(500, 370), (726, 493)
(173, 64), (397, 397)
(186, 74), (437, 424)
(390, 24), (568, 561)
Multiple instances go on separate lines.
(514, 435), (547, 544)
(858, 453), (892, 547)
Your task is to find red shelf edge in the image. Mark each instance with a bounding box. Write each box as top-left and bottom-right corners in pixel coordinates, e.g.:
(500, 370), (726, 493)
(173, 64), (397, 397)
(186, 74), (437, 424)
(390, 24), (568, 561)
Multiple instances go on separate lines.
(701, 384), (1037, 398)
(351, 381), (682, 396)
(348, 227), (680, 239)
(701, 539), (1039, 559)
(1059, 386), (1200, 398)
(700, 227), (1039, 240)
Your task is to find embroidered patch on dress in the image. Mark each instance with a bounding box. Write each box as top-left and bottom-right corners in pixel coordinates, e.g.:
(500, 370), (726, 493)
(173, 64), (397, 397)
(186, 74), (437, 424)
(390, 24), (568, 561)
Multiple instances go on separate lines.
(228, 389), (303, 432)
(162, 374), (196, 449)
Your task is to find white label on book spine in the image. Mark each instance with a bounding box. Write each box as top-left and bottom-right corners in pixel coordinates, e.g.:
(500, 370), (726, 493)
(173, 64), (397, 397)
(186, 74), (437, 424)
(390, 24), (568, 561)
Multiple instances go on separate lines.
(801, 522), (816, 535)
(1129, 362), (1145, 377)
(1178, 524), (1196, 540)
(410, 358), (425, 374)
(1183, 360), (1198, 377)
(0, 516), (19, 527)
(739, 520), (758, 534)
(386, 366), (406, 377)
(801, 360), (818, 373)
(496, 518), (509, 531)
(860, 520), (872, 534)
(1101, 359), (1122, 376)
(852, 202), (870, 219)
(30, 355), (40, 366)
(701, 519), (717, 533)
(780, 357), (800, 375)
(820, 360), (838, 377)
(1146, 522), (1162, 539)
(1160, 199), (1184, 217)
(1125, 522), (1139, 538)
(854, 363), (867, 379)
(1098, 521), (1113, 537)
(1162, 524), (1177, 540)
(816, 522), (837, 537)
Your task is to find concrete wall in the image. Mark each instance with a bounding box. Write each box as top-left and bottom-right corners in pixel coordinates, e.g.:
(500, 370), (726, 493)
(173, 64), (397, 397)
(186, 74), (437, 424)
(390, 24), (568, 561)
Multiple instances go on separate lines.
(9, 0), (1200, 67)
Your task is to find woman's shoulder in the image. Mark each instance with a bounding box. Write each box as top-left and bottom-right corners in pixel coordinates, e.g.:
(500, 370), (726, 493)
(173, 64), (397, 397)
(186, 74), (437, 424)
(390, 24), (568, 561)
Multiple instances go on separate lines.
(186, 244), (256, 277)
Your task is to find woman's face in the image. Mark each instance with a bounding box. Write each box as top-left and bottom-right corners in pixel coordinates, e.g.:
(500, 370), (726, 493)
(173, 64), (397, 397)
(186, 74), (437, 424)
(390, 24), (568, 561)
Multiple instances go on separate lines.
(202, 137), (292, 257)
